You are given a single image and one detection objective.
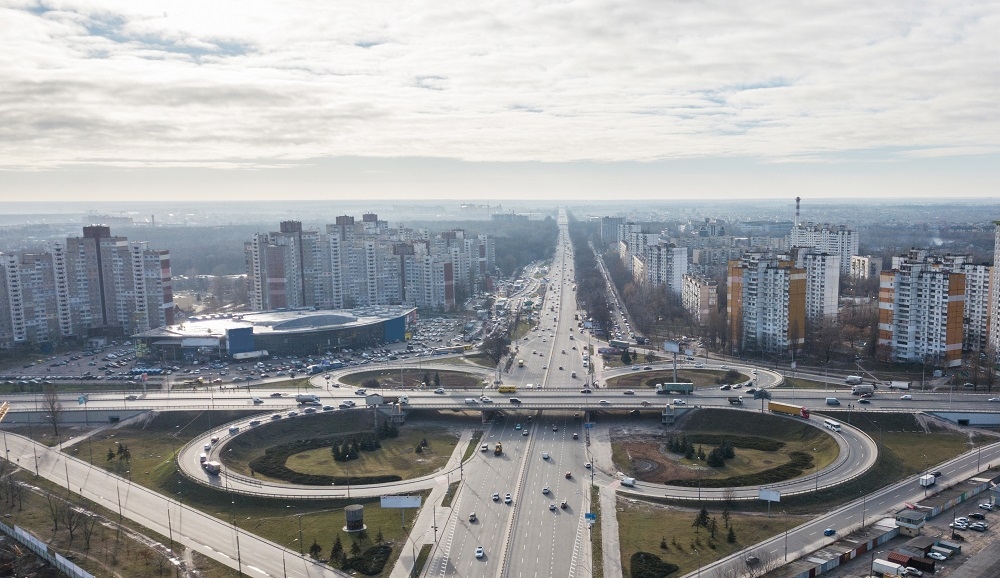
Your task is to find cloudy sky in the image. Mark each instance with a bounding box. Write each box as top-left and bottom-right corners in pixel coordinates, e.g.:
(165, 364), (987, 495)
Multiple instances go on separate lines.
(1, 0), (998, 202)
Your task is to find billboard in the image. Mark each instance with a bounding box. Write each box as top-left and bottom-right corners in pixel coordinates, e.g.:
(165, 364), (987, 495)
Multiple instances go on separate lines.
(381, 496), (422, 509)
(758, 489), (781, 503)
(663, 341), (680, 354)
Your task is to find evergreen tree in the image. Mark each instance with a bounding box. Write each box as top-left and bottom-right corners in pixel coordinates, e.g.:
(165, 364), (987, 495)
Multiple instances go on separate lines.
(309, 540), (322, 559)
(106, 449), (115, 462)
(709, 517), (718, 539)
(331, 535), (343, 559)
(423, 371), (430, 387)
(723, 441), (735, 459)
(727, 526), (737, 543)
(621, 350), (632, 365)
(350, 540), (361, 556)
(697, 445), (706, 461)
(434, 372), (441, 387)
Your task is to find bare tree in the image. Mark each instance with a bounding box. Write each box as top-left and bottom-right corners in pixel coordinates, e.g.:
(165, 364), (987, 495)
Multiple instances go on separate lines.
(64, 503), (84, 545)
(81, 514), (99, 551)
(45, 493), (64, 531)
(43, 383), (62, 438)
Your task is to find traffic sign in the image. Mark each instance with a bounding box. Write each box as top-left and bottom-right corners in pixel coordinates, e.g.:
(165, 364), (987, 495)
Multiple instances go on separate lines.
(78, 395), (88, 405)
(584, 422), (595, 429)
(585, 512), (597, 521)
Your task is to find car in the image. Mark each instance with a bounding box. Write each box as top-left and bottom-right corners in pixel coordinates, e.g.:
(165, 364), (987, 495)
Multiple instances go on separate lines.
(631, 366), (639, 371)
(270, 414), (282, 420)
(720, 385), (732, 391)
(565, 471), (572, 478)
(905, 567), (923, 576)
(522, 429), (529, 436)
(599, 400), (609, 405)
(354, 389), (367, 396)
(124, 394), (138, 401)
(979, 503), (995, 511)
(434, 388), (446, 394)
(932, 470), (942, 476)
(515, 423), (522, 430)
(623, 389), (635, 395)
(672, 399), (687, 405)
(900, 394), (913, 400)
(949, 522), (967, 529)
(509, 397), (522, 404)
(468, 512), (477, 523)
(927, 552), (947, 561)
(542, 486), (550, 494)
(580, 388), (593, 394)
(475, 546), (484, 559)
(694, 363), (705, 368)
(989, 397), (1000, 402)
(286, 410), (298, 417)
(322, 405), (334, 411)
(969, 512), (986, 520)
(338, 403), (352, 409)
(492, 492), (500, 501)
(549, 503), (556, 511)
(552, 425), (558, 431)
(859, 399), (871, 404)
(968, 523), (988, 532)
(823, 528), (836, 536)
(504, 493), (512, 504)
(584, 462), (592, 469)
(480, 396), (493, 403)
(860, 392), (873, 398)
(746, 388), (757, 394)
(481, 444), (489, 452)
(572, 432), (579, 439)
(560, 499), (568, 509)
(252, 397), (263, 404)
(643, 366), (652, 370)
(269, 392), (283, 397)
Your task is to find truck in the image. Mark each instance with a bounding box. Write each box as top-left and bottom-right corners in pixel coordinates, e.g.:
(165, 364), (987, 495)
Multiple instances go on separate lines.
(655, 383), (695, 395)
(727, 396), (743, 405)
(610, 339), (631, 349)
(887, 380), (912, 390)
(845, 375), (864, 385)
(203, 461), (222, 475)
(296, 393), (321, 405)
(872, 559), (906, 576)
(621, 477), (636, 487)
(919, 474), (936, 487)
(852, 384), (875, 395)
(518, 359), (525, 368)
(767, 401), (810, 419)
(494, 442), (503, 456)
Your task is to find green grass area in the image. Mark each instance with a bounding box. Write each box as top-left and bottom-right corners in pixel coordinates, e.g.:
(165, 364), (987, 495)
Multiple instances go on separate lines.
(617, 499), (801, 577)
(283, 427), (459, 479)
(605, 369), (748, 390)
(411, 543), (432, 577)
(338, 368), (482, 389)
(613, 409), (839, 485)
(441, 481), (461, 508)
(62, 411), (432, 577)
(219, 411), (458, 481)
(463, 431), (484, 462)
(591, 486), (604, 578)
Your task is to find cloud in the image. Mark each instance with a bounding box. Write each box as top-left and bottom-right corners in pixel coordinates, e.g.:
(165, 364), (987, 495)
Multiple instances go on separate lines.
(0, 0), (997, 171)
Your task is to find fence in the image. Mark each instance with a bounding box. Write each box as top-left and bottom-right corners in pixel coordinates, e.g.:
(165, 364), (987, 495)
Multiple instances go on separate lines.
(0, 520), (94, 578)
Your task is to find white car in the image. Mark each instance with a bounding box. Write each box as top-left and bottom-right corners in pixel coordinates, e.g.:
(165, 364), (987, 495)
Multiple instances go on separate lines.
(672, 399), (687, 405)
(989, 397), (1000, 402)
(475, 546), (484, 559)
(927, 552), (947, 561)
(599, 400), (610, 405)
(900, 395), (912, 400)
(542, 486), (550, 494)
(492, 492), (500, 501)
(584, 462), (592, 469)
(504, 493), (512, 504)
(623, 389), (635, 395)
(979, 503), (995, 511)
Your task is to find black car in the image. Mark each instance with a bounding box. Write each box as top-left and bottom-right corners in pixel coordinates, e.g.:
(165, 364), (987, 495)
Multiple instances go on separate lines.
(509, 397), (522, 404)
(969, 512), (987, 520)
(580, 388), (593, 394)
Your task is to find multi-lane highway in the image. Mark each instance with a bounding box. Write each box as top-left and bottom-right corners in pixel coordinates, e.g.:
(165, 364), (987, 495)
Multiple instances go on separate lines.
(6, 206), (1000, 578)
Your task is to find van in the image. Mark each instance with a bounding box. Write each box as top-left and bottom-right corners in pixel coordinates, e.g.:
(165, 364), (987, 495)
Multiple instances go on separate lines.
(825, 398), (841, 406)
(229, 426), (240, 434)
(621, 477), (636, 487)
(464, 398), (478, 405)
(199, 453), (207, 463)
(571, 371), (577, 378)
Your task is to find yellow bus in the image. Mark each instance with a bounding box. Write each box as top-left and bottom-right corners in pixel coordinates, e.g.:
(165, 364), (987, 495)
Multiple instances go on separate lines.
(498, 385), (517, 394)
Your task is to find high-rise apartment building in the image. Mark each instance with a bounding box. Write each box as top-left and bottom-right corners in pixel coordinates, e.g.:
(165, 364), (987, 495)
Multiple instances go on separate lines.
(789, 222), (858, 274)
(727, 253), (806, 355)
(991, 222), (1000, 356)
(244, 216), (493, 312)
(0, 226), (173, 348)
(877, 250), (967, 367)
(850, 255), (883, 280)
(681, 273), (718, 325)
(600, 216), (624, 247)
(635, 242), (688, 296)
(791, 248), (840, 319)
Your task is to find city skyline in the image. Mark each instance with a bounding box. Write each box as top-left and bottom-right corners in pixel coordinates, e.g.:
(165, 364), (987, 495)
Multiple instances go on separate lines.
(2, 1), (998, 202)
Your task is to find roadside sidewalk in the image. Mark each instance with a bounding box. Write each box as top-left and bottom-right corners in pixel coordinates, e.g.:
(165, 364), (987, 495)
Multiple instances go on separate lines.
(387, 428), (474, 578)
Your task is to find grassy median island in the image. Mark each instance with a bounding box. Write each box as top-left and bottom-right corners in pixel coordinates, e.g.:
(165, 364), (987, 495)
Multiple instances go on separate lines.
(610, 409), (839, 486)
(338, 368), (483, 389)
(605, 368), (750, 390)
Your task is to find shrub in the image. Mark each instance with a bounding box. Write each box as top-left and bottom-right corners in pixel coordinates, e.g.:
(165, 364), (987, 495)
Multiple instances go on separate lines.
(630, 551), (679, 578)
(345, 544), (393, 575)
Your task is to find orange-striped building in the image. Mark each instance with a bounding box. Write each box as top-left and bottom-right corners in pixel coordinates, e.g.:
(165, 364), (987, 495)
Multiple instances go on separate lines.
(727, 253), (806, 355)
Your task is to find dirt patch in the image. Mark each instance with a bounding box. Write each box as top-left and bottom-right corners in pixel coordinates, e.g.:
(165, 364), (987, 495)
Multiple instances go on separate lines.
(612, 429), (704, 483)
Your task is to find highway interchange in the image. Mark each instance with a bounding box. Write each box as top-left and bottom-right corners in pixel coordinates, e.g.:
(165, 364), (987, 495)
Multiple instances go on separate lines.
(4, 208), (1000, 578)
